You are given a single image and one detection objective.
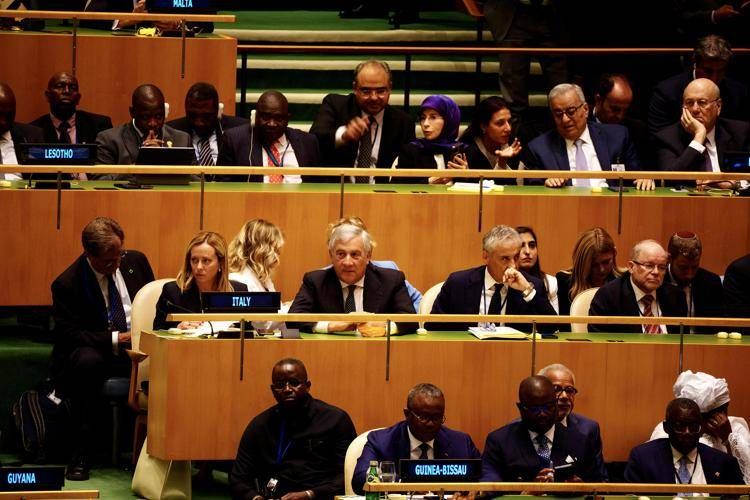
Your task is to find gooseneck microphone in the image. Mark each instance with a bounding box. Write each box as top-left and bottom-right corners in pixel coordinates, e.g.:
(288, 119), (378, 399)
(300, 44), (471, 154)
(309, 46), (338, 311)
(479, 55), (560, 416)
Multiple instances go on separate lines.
(164, 300), (215, 337)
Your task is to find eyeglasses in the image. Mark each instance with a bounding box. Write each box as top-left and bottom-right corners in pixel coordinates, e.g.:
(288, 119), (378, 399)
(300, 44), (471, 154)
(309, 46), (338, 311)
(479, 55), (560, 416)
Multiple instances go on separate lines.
(270, 379), (308, 391)
(356, 87), (389, 98)
(553, 385), (578, 396)
(518, 400), (557, 416)
(683, 98), (719, 110)
(407, 409), (446, 425)
(632, 260), (668, 273)
(669, 421), (701, 434)
(51, 82), (79, 92)
(552, 102), (585, 120)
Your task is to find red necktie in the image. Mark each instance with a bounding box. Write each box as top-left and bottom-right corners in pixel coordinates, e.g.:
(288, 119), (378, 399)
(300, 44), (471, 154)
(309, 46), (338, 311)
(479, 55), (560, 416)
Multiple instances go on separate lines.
(267, 141), (283, 183)
(641, 295), (662, 334)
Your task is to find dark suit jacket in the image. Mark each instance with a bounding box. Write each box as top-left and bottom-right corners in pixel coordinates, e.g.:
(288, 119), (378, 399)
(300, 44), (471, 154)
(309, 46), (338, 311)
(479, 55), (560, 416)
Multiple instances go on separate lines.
(462, 138), (519, 185)
(392, 142), (440, 184)
(663, 267), (724, 333)
(309, 93), (415, 178)
(723, 253), (750, 334)
(624, 439), (743, 484)
(153, 279), (248, 330)
(288, 264), (416, 333)
(167, 114), (247, 146)
(649, 71), (750, 134)
(30, 109), (113, 145)
(654, 118), (750, 175)
(95, 122), (191, 166)
(426, 265), (557, 333)
(588, 272), (689, 333)
(217, 125), (321, 182)
(524, 121), (640, 186)
(351, 421), (481, 494)
(481, 418), (608, 482)
(50, 251), (154, 378)
(592, 113), (654, 170)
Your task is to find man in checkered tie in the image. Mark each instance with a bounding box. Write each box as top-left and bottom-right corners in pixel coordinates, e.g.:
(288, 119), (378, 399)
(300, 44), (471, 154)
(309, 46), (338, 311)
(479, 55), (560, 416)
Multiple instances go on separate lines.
(589, 239), (689, 334)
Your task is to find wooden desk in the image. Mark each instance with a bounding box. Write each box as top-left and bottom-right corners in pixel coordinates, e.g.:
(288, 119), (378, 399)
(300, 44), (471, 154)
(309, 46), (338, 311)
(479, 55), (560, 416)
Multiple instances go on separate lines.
(2, 183), (748, 305)
(2, 29), (237, 124)
(139, 330), (750, 462)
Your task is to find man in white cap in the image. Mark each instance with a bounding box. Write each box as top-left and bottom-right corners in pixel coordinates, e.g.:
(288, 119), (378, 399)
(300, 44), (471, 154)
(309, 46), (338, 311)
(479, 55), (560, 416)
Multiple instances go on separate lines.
(650, 370), (750, 484)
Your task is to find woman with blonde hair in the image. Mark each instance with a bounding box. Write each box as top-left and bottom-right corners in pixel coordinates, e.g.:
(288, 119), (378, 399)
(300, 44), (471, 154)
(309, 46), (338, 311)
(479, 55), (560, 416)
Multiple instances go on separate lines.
(154, 231), (246, 330)
(556, 227), (623, 316)
(228, 219), (285, 292)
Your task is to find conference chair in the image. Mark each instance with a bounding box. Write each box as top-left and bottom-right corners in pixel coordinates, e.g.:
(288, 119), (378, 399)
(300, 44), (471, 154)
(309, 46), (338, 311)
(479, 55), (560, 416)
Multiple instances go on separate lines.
(344, 428), (383, 495)
(418, 281), (445, 329)
(569, 287), (600, 333)
(127, 278), (172, 463)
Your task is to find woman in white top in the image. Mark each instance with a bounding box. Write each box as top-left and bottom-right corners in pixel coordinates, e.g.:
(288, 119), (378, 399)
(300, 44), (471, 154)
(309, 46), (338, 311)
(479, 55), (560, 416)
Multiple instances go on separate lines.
(515, 226), (559, 313)
(228, 218), (285, 331)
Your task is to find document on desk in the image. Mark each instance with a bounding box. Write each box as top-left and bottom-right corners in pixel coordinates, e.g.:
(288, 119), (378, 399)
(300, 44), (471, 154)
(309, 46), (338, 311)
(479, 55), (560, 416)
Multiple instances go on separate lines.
(468, 326), (527, 340)
(167, 321), (237, 337)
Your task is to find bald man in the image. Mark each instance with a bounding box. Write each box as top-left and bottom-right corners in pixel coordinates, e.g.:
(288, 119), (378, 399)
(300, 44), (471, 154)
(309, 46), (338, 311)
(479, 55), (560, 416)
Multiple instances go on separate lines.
(654, 77), (750, 189)
(218, 90), (321, 183)
(589, 240), (688, 334)
(95, 83), (190, 168)
(0, 82), (44, 180)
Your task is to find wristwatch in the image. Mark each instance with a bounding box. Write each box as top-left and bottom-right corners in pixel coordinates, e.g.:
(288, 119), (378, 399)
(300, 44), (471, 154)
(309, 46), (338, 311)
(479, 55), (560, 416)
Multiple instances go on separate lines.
(522, 283), (535, 298)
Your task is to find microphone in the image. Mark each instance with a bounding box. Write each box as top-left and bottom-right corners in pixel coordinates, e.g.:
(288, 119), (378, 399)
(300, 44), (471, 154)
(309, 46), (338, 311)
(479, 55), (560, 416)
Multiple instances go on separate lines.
(163, 300), (214, 337)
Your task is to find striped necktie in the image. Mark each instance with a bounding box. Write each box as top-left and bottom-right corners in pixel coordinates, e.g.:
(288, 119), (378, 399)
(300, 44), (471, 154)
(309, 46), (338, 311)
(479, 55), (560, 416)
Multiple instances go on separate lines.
(197, 137), (214, 166)
(641, 295), (662, 334)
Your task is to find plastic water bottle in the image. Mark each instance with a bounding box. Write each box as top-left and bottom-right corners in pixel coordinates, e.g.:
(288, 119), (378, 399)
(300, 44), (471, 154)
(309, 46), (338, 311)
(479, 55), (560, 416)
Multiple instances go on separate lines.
(365, 460), (380, 500)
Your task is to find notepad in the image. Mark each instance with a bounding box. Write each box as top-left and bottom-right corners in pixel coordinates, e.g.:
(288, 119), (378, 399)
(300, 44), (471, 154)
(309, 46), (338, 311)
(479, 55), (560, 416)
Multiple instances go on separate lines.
(468, 326), (527, 340)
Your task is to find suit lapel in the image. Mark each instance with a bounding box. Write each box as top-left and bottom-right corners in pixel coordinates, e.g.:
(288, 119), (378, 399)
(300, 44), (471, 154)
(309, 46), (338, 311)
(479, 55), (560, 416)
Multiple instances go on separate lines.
(323, 269), (346, 313)
(588, 123), (612, 170)
(80, 255), (109, 325)
(122, 123), (141, 164)
(552, 134), (569, 171)
(75, 111), (93, 144)
(551, 422), (570, 466)
(466, 267), (486, 313)
(715, 121), (730, 172)
(515, 423), (544, 472)
(363, 265), (384, 313)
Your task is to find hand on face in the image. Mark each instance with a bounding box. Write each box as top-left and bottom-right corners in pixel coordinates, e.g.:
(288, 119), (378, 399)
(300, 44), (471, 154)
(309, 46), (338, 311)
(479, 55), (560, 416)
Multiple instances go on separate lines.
(502, 266), (530, 291)
(142, 129), (165, 147)
(680, 106), (707, 143)
(704, 411), (732, 442)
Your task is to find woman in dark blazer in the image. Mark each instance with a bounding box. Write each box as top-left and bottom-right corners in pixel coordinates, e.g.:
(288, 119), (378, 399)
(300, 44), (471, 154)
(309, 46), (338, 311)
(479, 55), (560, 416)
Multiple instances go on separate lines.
(154, 231), (247, 330)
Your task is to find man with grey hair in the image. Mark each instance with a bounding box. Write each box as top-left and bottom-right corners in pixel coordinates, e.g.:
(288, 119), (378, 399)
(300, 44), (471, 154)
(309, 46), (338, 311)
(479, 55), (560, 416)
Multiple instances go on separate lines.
(654, 78), (750, 188)
(523, 83), (648, 190)
(589, 239), (687, 333)
(351, 382), (480, 494)
(649, 34), (750, 133)
(427, 225), (556, 332)
(663, 231), (724, 333)
(310, 60), (415, 183)
(289, 223), (415, 334)
(50, 216), (154, 480)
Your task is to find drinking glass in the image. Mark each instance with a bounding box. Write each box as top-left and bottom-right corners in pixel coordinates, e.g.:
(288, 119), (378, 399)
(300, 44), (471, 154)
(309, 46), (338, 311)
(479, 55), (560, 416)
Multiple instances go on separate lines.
(379, 460), (397, 483)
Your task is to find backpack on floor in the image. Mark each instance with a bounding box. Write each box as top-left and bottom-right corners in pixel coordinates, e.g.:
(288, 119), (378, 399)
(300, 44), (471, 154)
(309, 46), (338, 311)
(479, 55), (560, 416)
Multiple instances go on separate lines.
(12, 389), (71, 463)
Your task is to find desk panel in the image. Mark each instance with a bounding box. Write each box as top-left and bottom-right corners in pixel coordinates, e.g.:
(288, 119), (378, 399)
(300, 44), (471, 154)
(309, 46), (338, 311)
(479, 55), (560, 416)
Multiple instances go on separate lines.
(2, 184), (749, 305)
(140, 331), (750, 462)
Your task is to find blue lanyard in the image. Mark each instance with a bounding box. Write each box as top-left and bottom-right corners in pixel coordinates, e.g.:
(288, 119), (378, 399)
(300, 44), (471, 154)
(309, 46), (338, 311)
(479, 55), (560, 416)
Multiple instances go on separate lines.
(276, 417), (292, 463)
(263, 142), (290, 167)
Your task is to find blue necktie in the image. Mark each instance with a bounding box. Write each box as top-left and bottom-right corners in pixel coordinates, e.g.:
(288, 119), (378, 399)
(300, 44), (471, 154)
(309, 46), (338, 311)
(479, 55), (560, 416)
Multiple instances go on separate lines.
(575, 139), (590, 187)
(678, 455), (692, 484)
(107, 275), (128, 332)
(535, 434), (551, 464)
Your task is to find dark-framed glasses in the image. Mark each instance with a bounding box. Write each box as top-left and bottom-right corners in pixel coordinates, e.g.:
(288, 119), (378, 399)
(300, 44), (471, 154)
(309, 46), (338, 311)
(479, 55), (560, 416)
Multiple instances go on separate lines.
(553, 385), (578, 396)
(683, 98), (719, 110)
(631, 260), (667, 273)
(552, 102), (585, 120)
(408, 409), (446, 424)
(270, 379), (307, 391)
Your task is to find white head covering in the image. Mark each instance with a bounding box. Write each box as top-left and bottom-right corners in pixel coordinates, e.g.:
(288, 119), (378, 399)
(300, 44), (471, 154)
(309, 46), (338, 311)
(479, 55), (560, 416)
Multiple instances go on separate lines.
(672, 370), (730, 412)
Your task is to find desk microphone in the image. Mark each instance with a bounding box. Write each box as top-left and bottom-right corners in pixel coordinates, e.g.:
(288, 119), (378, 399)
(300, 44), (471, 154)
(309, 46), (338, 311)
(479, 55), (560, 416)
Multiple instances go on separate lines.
(163, 300), (215, 337)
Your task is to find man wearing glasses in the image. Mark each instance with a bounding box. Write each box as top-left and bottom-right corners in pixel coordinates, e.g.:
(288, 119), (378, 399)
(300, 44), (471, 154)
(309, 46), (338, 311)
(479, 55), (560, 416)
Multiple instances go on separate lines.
(654, 78), (750, 189)
(310, 60), (415, 183)
(537, 364), (608, 480)
(589, 240), (687, 334)
(50, 216), (154, 480)
(625, 398), (743, 485)
(481, 376), (607, 482)
(523, 83), (651, 190)
(230, 358), (356, 500)
(351, 383), (480, 494)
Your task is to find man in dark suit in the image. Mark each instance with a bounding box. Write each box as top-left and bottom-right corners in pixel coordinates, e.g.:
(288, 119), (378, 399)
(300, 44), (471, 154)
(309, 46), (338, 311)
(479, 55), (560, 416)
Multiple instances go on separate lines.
(589, 240), (688, 334)
(218, 90), (320, 183)
(309, 60), (415, 183)
(95, 84), (190, 178)
(723, 253), (750, 334)
(536, 363), (608, 481)
(351, 383), (480, 494)
(481, 376), (608, 483)
(654, 78), (750, 188)
(649, 34), (749, 134)
(30, 72), (112, 146)
(426, 225), (557, 333)
(50, 216), (154, 480)
(167, 82), (246, 170)
(523, 83), (651, 190)
(624, 398), (743, 485)
(0, 82), (44, 180)
(289, 222), (416, 334)
(664, 231), (724, 333)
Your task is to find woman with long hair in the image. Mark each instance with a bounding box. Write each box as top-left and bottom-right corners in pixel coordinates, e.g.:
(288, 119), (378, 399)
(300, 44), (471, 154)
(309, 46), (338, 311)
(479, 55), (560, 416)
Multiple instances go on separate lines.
(516, 226), (559, 313)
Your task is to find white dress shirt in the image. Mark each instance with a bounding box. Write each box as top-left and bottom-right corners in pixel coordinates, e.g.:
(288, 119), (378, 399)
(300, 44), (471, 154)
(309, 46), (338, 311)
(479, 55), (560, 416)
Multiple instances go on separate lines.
(477, 268), (536, 326)
(0, 131), (22, 180)
(408, 427), (435, 460)
(566, 127), (607, 188)
(671, 445), (707, 495)
(87, 259), (133, 350)
(191, 130), (218, 165)
(688, 128), (719, 173)
(335, 108), (385, 184)
(631, 278), (666, 334)
(313, 276), (365, 333)
(261, 133), (302, 184)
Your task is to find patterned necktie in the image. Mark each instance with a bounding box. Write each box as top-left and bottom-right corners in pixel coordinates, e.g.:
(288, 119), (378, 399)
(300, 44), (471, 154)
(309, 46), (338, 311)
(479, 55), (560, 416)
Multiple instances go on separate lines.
(535, 434), (551, 464)
(107, 275), (128, 332)
(354, 116), (376, 183)
(344, 284), (357, 313)
(197, 137), (214, 166)
(488, 283), (503, 315)
(267, 141), (284, 184)
(418, 442), (430, 460)
(575, 138), (590, 187)
(677, 455), (692, 484)
(641, 295), (662, 334)
(703, 140), (713, 172)
(58, 121), (71, 144)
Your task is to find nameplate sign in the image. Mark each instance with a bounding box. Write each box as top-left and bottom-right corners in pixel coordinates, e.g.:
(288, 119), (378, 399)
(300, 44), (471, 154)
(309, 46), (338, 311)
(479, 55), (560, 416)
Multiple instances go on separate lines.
(0, 466), (65, 491)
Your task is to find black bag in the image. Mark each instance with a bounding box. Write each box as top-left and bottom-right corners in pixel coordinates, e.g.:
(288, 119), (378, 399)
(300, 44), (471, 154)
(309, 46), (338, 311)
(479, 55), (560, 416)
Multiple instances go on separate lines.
(12, 390), (71, 464)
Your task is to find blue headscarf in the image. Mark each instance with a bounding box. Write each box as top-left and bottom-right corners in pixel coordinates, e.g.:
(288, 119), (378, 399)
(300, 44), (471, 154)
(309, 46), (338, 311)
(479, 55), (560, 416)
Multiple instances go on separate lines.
(410, 94), (462, 153)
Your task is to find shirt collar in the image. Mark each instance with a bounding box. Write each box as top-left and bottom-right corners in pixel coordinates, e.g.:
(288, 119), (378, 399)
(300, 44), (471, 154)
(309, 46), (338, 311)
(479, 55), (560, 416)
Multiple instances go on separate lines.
(705, 127), (717, 146)
(529, 424), (556, 445)
(407, 426), (435, 452)
(361, 108), (385, 127)
(565, 126), (592, 149)
(339, 275), (365, 290)
(671, 445), (698, 464)
(0, 130), (10, 143)
(483, 267), (502, 291)
(50, 112), (76, 130)
(630, 276), (655, 302)
(86, 257), (111, 284)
